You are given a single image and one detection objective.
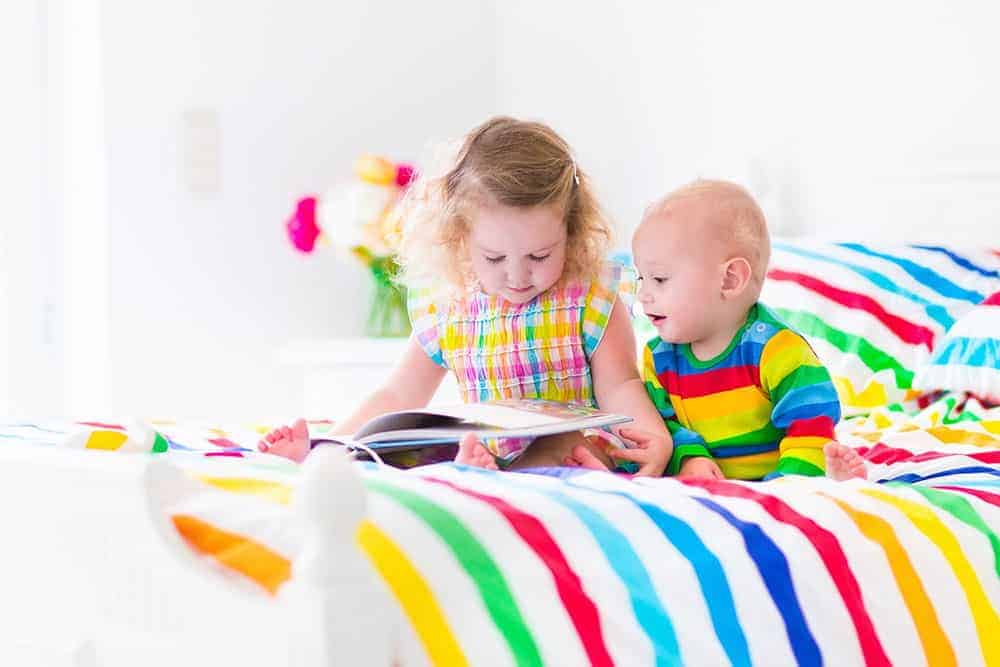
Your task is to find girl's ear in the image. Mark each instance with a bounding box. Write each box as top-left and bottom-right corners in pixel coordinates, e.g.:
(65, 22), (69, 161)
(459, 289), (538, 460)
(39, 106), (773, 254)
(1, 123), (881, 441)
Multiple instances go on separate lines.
(721, 257), (752, 299)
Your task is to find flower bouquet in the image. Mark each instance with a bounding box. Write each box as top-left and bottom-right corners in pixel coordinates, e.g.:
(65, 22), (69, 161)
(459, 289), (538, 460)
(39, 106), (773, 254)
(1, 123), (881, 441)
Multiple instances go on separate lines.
(285, 155), (416, 337)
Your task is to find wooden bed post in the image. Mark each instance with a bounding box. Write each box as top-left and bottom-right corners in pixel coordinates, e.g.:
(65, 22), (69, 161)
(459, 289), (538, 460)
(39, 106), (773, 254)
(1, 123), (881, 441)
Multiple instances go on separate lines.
(284, 447), (397, 666)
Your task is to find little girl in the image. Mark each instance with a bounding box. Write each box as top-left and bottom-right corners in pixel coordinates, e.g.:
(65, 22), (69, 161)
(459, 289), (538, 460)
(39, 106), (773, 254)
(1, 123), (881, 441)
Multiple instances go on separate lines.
(261, 116), (672, 475)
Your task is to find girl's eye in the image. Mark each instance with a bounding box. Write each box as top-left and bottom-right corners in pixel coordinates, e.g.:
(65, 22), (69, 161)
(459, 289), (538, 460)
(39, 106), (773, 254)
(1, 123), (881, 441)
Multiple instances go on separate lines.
(485, 256), (505, 264)
(654, 277), (667, 284)
(528, 254), (550, 262)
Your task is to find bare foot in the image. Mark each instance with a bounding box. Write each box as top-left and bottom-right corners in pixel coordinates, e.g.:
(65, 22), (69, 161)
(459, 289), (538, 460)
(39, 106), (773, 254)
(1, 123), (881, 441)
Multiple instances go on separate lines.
(563, 443), (612, 471)
(258, 418), (311, 463)
(455, 432), (499, 470)
(824, 441), (867, 481)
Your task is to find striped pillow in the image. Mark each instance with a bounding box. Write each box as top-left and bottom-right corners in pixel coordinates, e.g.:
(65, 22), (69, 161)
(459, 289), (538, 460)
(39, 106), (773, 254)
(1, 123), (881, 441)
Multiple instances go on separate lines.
(913, 290), (1000, 403)
(761, 242), (1000, 413)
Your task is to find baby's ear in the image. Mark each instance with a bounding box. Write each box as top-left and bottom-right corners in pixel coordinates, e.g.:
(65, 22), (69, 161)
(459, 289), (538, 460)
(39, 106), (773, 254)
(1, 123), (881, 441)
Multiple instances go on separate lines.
(721, 257), (752, 298)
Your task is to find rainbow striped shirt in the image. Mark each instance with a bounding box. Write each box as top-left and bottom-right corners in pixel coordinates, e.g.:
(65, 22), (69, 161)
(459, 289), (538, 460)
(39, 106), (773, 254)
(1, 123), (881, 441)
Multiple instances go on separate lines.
(643, 304), (842, 479)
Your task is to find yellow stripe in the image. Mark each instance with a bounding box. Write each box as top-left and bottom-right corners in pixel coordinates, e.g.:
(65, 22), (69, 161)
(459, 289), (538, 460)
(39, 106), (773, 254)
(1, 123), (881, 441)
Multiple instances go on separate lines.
(926, 427), (999, 447)
(357, 521), (469, 667)
(197, 476), (293, 505)
(759, 329), (817, 391)
(832, 375), (889, 409)
(820, 494), (956, 667)
(172, 514), (291, 594)
(717, 450), (779, 480)
(85, 430), (128, 451)
(779, 435), (828, 453)
(680, 386), (771, 423)
(779, 445), (826, 471)
(862, 489), (1000, 664)
(982, 421), (1000, 435)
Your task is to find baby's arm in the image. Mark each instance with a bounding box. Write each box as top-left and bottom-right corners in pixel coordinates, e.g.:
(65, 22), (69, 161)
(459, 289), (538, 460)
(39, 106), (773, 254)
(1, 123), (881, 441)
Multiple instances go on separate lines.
(640, 342), (720, 478)
(260, 336), (447, 461)
(590, 301), (672, 476)
(762, 330), (842, 478)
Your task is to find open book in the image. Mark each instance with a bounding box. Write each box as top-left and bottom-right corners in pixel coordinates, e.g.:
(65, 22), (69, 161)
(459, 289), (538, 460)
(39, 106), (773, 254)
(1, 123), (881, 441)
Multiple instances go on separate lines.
(311, 399), (632, 462)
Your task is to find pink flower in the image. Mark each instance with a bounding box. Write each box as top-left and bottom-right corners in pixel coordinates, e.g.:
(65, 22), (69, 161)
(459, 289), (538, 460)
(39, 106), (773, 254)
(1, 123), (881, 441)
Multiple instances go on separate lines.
(395, 163), (417, 187)
(286, 196), (321, 253)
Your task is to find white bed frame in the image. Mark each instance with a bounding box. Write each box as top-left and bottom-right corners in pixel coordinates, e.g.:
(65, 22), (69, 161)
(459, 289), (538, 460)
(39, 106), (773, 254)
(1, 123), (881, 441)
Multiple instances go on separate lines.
(0, 445), (399, 666)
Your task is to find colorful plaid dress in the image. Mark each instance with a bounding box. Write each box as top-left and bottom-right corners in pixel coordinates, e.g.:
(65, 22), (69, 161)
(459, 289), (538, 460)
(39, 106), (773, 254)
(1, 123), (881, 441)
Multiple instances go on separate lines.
(409, 263), (623, 408)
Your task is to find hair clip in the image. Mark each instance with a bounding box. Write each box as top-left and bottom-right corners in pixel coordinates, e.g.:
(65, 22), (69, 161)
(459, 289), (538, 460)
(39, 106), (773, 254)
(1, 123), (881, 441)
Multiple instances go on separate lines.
(572, 160), (580, 186)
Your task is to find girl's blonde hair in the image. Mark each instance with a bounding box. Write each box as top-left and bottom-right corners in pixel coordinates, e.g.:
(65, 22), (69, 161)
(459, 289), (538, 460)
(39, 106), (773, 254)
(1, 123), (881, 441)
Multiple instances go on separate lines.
(396, 116), (612, 293)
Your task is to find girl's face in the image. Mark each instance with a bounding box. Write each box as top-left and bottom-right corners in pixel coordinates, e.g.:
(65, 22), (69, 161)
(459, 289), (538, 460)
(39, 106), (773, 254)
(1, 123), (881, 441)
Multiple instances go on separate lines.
(468, 202), (568, 304)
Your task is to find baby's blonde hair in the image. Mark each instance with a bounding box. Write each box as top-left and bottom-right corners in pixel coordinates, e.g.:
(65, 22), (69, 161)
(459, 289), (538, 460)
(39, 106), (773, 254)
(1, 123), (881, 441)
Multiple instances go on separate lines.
(645, 179), (771, 286)
(397, 116), (612, 293)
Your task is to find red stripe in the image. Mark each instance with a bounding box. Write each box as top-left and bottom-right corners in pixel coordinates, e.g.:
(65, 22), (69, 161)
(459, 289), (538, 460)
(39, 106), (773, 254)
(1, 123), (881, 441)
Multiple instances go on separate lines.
(785, 415), (836, 439)
(983, 291), (1000, 306)
(682, 478), (890, 667)
(425, 477), (613, 667)
(767, 269), (935, 350)
(935, 486), (1000, 507)
(77, 421), (126, 430)
(858, 443), (1000, 465)
(657, 365), (757, 399)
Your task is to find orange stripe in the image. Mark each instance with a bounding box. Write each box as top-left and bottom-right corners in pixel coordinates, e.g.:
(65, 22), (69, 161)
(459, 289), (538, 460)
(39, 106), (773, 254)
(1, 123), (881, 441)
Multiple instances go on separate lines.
(171, 514), (290, 594)
(821, 493), (956, 666)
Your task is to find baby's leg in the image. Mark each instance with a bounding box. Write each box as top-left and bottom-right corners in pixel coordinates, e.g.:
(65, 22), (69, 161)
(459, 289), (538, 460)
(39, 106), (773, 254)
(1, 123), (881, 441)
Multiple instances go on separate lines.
(824, 441), (867, 481)
(509, 431), (614, 471)
(258, 418), (311, 462)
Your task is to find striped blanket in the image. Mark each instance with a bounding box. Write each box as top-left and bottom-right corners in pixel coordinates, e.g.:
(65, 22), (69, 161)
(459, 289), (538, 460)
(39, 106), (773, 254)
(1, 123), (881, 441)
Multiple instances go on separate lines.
(4, 398), (999, 666)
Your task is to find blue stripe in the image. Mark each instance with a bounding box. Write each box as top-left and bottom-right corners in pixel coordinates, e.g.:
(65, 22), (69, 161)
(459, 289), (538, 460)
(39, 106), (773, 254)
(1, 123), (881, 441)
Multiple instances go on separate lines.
(880, 466), (1000, 484)
(693, 496), (821, 666)
(774, 242), (955, 328)
(476, 470), (681, 665)
(837, 243), (984, 304)
(929, 336), (998, 368)
(568, 481), (753, 667)
(711, 442), (778, 458)
(911, 245), (1000, 279)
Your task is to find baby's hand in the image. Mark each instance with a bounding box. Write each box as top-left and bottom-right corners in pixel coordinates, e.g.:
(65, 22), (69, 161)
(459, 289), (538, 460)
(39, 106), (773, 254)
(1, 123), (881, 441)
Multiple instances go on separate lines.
(607, 427), (672, 477)
(258, 418), (311, 463)
(677, 456), (724, 480)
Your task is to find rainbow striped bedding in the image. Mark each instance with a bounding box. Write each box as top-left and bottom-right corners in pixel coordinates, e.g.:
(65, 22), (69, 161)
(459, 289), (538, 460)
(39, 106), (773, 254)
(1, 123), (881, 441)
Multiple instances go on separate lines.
(4, 398), (999, 666)
(761, 241), (1000, 413)
(116, 399), (997, 667)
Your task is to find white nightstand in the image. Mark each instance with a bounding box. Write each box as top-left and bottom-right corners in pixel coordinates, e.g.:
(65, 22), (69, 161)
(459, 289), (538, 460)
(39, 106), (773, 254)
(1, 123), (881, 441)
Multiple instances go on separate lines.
(279, 337), (461, 418)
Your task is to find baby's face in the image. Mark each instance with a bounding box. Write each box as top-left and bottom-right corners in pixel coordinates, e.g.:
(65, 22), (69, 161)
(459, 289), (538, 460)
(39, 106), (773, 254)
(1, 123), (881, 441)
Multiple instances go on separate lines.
(468, 202), (567, 304)
(632, 203), (727, 344)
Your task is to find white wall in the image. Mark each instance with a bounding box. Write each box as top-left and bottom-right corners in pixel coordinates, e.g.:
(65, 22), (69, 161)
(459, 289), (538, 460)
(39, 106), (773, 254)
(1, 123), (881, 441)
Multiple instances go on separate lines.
(495, 0), (1000, 245)
(0, 0), (62, 416)
(99, 0), (496, 418)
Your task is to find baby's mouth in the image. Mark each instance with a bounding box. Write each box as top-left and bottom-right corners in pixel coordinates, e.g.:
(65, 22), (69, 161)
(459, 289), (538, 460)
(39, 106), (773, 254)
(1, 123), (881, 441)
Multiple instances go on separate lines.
(645, 312), (666, 325)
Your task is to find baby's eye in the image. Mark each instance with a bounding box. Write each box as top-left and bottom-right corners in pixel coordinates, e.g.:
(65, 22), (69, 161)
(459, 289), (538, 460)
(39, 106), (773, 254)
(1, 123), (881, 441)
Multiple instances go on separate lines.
(528, 254), (550, 262)
(485, 255), (505, 264)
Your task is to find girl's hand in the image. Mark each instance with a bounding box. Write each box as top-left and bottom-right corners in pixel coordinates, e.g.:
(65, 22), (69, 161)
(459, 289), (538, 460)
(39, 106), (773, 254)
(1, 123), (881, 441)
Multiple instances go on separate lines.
(607, 427), (672, 477)
(677, 456), (724, 480)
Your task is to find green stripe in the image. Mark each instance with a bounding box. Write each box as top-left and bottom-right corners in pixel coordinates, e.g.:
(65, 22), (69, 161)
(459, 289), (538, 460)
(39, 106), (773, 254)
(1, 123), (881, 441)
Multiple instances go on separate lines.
(711, 424), (784, 447)
(366, 479), (543, 667)
(773, 364), (834, 399)
(773, 309), (914, 388)
(903, 485), (1000, 578)
(774, 457), (824, 477)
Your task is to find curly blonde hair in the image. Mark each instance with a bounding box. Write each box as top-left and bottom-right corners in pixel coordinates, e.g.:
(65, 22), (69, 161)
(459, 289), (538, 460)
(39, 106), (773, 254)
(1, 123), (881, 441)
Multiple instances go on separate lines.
(396, 116), (612, 294)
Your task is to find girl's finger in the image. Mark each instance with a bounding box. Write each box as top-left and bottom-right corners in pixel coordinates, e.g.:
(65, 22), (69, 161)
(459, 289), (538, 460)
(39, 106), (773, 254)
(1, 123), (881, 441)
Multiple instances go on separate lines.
(608, 448), (649, 462)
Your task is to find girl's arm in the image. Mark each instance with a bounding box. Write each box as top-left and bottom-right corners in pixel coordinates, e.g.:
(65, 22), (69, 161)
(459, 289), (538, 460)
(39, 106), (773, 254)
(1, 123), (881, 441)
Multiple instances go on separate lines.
(333, 336), (447, 434)
(590, 300), (673, 475)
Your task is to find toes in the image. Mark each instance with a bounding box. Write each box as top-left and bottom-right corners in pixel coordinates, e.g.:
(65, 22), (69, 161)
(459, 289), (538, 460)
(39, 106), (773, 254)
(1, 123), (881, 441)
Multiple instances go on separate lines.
(292, 418), (309, 441)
